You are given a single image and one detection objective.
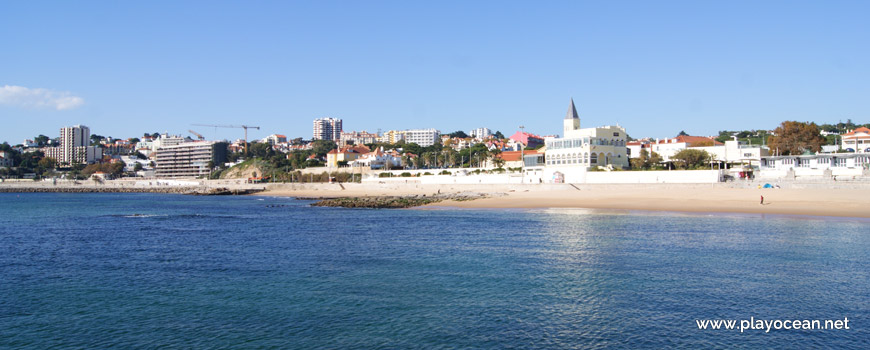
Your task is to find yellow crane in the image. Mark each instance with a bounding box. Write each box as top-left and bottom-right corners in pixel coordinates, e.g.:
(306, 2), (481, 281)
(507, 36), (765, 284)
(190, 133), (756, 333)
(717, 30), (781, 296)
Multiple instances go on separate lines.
(188, 129), (205, 140)
(192, 124), (261, 156)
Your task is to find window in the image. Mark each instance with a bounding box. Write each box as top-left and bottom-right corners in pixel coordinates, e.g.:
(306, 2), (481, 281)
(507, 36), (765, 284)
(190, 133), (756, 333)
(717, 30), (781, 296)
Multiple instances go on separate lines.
(590, 153), (597, 164)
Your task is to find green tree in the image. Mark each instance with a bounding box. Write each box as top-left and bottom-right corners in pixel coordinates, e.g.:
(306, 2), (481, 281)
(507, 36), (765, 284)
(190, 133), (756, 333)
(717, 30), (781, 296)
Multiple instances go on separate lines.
(311, 140), (337, 157)
(494, 131), (506, 139)
(38, 157), (57, 170)
(249, 142), (275, 159)
(671, 149), (711, 169)
(767, 121), (825, 155)
(133, 162), (144, 172)
(630, 149), (662, 170)
(34, 134), (50, 146)
(448, 130), (468, 138)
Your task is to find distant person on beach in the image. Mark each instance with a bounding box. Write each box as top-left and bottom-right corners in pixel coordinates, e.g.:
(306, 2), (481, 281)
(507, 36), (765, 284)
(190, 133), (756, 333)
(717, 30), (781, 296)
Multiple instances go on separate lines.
(760, 195), (764, 205)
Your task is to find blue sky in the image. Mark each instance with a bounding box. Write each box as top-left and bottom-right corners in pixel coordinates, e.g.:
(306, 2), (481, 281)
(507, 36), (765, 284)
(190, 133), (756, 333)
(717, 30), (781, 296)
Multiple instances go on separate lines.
(1, 0), (867, 144)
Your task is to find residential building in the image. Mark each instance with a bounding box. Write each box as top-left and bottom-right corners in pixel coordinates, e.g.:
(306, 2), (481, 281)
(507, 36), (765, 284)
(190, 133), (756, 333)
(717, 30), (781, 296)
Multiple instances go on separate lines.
(0, 151), (13, 167)
(509, 131), (544, 148)
(313, 117), (342, 141)
(326, 145), (371, 167)
(41, 125), (103, 165)
(380, 130), (405, 144)
(155, 141), (228, 178)
(842, 127), (870, 152)
(469, 127), (492, 139)
(403, 128), (441, 147)
(340, 131), (379, 146)
(261, 134), (287, 145)
(760, 153), (870, 178)
(351, 147), (405, 169)
(648, 135), (722, 161)
(484, 150), (527, 169)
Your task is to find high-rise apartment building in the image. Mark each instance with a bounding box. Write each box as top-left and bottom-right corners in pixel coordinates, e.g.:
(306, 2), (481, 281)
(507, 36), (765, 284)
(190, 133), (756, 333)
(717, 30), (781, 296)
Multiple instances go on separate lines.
(313, 117), (343, 141)
(42, 125), (102, 165)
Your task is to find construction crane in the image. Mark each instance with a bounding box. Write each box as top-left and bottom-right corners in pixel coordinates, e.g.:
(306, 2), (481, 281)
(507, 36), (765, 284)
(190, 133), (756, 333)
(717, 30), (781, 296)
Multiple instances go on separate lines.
(192, 124), (261, 156)
(188, 129), (205, 140)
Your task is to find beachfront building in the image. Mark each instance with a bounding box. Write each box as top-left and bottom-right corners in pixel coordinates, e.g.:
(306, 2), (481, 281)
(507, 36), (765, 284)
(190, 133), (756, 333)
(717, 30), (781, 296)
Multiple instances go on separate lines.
(41, 125), (103, 165)
(326, 145), (371, 168)
(351, 147), (405, 169)
(340, 131), (379, 146)
(841, 127), (870, 153)
(313, 117), (342, 141)
(155, 141), (228, 178)
(759, 153), (870, 179)
(530, 99), (629, 183)
(647, 135), (722, 161)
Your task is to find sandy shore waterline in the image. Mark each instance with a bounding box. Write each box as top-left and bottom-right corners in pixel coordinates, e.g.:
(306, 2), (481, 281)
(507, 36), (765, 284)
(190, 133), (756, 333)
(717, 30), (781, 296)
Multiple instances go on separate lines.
(260, 183), (870, 218)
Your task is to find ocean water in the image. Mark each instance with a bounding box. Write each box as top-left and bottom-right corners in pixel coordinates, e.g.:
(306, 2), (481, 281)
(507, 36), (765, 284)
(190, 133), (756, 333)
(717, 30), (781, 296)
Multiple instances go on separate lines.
(1, 193), (868, 349)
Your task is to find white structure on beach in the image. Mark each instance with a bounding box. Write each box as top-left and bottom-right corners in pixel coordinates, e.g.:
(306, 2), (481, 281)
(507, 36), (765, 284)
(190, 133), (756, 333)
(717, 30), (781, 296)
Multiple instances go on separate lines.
(525, 99), (629, 183)
(759, 153), (870, 178)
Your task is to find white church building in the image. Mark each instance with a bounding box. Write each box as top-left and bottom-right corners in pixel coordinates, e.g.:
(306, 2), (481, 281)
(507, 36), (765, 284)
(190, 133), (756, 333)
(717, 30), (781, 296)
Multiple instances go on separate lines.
(524, 99), (630, 183)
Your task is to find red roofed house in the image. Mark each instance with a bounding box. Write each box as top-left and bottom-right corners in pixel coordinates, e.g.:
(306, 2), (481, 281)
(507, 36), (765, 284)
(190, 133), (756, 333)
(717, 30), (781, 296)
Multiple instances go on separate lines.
(483, 150), (530, 169)
(842, 127), (870, 152)
(650, 135), (723, 162)
(509, 131), (544, 148)
(326, 145), (371, 167)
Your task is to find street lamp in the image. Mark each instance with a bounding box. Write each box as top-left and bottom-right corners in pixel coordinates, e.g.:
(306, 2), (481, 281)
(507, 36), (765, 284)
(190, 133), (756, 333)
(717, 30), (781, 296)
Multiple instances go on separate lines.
(520, 125), (526, 183)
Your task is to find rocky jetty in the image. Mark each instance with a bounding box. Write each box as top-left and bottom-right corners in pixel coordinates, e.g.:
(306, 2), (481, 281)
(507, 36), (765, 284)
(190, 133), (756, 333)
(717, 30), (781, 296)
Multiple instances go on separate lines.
(310, 192), (490, 209)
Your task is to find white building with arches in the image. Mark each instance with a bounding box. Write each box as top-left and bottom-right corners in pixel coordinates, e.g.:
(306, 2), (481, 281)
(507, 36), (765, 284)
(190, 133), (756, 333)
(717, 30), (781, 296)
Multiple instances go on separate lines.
(525, 99), (629, 183)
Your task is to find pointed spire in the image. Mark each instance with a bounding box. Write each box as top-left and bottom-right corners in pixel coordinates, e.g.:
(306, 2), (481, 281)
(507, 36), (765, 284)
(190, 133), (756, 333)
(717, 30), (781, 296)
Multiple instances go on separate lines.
(565, 98), (579, 120)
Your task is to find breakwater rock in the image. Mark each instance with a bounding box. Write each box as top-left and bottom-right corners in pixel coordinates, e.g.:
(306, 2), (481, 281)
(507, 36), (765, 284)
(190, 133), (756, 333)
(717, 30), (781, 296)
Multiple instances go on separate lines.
(310, 192), (489, 209)
(311, 196), (440, 209)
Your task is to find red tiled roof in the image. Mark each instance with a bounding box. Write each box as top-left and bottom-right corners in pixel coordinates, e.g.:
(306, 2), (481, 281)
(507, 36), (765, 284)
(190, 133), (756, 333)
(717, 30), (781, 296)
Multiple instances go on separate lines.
(843, 127), (870, 136)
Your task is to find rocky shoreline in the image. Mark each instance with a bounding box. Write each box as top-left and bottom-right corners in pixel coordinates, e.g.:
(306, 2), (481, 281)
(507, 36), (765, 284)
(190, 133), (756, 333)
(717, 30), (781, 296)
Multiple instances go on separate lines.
(0, 186), (265, 195)
(310, 192), (492, 209)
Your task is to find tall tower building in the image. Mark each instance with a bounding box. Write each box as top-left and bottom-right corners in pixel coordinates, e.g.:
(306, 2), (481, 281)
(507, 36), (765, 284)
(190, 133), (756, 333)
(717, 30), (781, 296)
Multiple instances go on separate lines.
(563, 98), (580, 136)
(61, 125), (90, 148)
(313, 117), (343, 141)
(43, 124), (102, 165)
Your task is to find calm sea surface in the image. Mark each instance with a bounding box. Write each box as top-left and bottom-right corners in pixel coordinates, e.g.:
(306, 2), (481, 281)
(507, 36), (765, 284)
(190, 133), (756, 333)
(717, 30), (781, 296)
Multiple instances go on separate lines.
(1, 193), (868, 349)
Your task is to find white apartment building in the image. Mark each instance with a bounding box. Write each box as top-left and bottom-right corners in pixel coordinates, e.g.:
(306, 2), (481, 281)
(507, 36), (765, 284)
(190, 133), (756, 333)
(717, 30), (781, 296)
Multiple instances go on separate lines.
(313, 117), (342, 141)
(403, 128), (441, 147)
(155, 141), (228, 178)
(469, 127), (492, 139)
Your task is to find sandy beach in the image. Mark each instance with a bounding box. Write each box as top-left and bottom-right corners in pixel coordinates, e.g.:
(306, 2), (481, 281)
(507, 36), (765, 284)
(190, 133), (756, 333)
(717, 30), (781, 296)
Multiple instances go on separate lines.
(261, 182), (870, 218)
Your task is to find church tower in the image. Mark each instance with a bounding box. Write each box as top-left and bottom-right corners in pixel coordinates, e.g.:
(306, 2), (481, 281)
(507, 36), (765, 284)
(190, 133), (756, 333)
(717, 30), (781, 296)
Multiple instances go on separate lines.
(563, 98), (580, 136)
